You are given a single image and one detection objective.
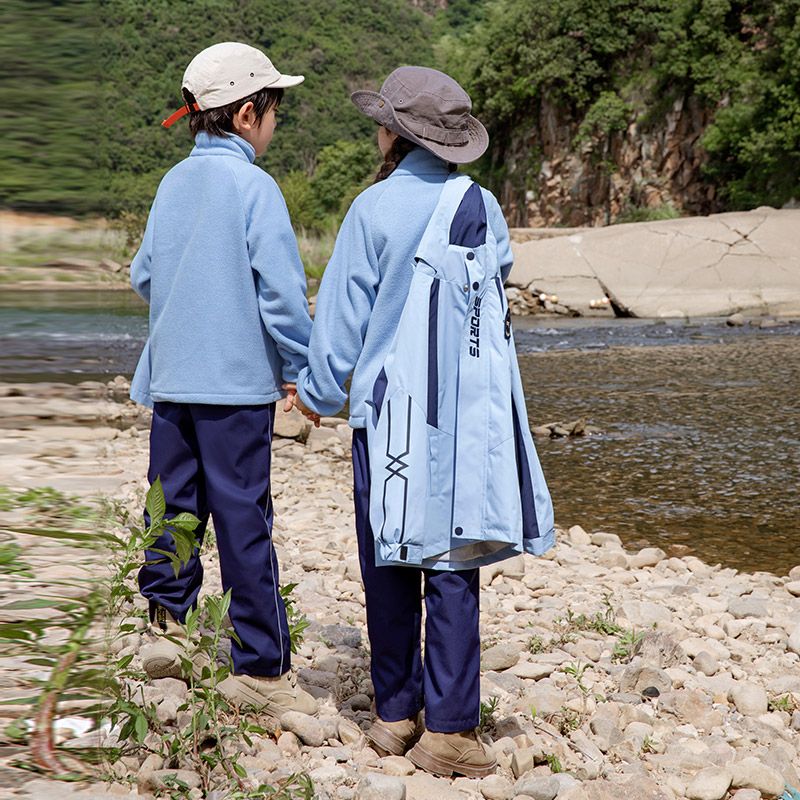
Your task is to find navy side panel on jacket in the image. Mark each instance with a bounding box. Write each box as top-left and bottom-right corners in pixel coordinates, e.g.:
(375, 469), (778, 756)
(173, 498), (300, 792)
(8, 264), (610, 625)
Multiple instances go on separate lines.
(512, 401), (541, 541)
(373, 367), (388, 419)
(449, 183), (487, 247)
(427, 279), (440, 427)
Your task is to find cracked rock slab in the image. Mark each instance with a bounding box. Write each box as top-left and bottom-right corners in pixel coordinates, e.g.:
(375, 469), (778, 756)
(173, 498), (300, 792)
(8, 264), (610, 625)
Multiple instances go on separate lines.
(509, 208), (800, 317)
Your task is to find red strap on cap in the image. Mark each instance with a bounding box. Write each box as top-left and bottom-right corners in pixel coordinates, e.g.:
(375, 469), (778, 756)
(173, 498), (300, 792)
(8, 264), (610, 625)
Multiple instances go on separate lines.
(161, 102), (200, 129)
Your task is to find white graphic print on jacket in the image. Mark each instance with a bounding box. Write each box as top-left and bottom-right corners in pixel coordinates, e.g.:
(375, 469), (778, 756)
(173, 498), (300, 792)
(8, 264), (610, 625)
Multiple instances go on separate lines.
(365, 174), (556, 570)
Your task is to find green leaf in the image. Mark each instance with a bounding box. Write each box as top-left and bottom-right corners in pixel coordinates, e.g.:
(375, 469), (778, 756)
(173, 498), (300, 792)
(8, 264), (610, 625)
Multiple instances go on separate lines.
(133, 713), (148, 743)
(0, 598), (63, 611)
(145, 477), (166, 527)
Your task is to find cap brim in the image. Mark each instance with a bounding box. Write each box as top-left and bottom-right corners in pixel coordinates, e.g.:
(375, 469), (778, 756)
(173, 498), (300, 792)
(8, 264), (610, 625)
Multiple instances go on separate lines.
(350, 90), (488, 165)
(269, 74), (305, 88)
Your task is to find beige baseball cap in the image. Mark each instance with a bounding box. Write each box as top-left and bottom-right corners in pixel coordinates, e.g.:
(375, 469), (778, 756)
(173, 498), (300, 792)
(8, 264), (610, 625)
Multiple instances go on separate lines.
(162, 42), (304, 128)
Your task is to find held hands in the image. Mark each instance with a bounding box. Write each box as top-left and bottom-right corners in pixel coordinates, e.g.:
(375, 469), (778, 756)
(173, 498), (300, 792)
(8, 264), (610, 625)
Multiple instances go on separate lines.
(282, 383), (321, 428)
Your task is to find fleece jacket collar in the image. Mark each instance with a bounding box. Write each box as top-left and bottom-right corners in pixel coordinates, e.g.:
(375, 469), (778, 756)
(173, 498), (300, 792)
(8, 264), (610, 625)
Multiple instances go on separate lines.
(190, 132), (256, 164)
(391, 146), (452, 178)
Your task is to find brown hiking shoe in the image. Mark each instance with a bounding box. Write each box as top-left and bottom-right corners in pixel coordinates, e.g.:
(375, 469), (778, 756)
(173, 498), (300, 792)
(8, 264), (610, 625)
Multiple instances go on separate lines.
(407, 729), (497, 778)
(366, 714), (423, 756)
(217, 672), (318, 719)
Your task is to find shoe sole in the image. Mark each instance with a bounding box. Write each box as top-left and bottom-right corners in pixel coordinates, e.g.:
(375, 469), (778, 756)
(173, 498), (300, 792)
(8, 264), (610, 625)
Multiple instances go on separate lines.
(365, 725), (421, 757)
(407, 742), (497, 778)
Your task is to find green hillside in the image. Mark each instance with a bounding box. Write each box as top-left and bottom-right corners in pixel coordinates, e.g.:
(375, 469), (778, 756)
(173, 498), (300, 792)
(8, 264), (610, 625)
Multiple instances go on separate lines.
(1, 0), (797, 227)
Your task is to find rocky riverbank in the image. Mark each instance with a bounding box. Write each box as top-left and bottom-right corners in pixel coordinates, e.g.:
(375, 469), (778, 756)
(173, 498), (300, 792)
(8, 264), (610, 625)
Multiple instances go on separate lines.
(0, 383), (798, 800)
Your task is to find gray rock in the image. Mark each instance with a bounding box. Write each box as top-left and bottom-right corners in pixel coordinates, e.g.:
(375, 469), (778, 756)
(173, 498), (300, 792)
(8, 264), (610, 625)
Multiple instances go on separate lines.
(727, 313), (745, 326)
(479, 774), (513, 800)
(338, 718), (364, 746)
(788, 625), (800, 656)
(730, 757), (785, 797)
(309, 764), (348, 786)
(277, 730), (301, 756)
(567, 525), (592, 546)
(512, 775), (559, 800)
(591, 532), (622, 547)
(685, 767), (732, 800)
(150, 677), (188, 699)
(727, 596), (768, 619)
(317, 623), (362, 648)
(784, 580), (800, 596)
(629, 547), (666, 569)
(729, 682), (769, 716)
(482, 642), (522, 672)
(619, 600), (672, 627)
(619, 663), (672, 695)
(728, 791), (761, 800)
(381, 755), (415, 776)
(597, 549), (628, 569)
(280, 711), (325, 746)
(357, 773), (406, 800)
(693, 651), (718, 676)
(589, 716), (623, 753)
(511, 748), (535, 778)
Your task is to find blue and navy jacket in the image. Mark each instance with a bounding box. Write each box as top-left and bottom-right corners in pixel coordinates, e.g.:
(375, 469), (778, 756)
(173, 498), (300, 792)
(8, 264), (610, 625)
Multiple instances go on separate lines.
(130, 133), (312, 407)
(298, 151), (555, 569)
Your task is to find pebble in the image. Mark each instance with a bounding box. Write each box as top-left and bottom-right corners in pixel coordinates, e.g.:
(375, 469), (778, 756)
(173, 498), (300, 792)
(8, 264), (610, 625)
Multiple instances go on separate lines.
(512, 775), (559, 800)
(729, 682), (769, 716)
(277, 730), (302, 756)
(479, 774), (513, 800)
(356, 773), (406, 800)
(381, 755), (416, 775)
(727, 596), (768, 619)
(481, 642), (522, 671)
(692, 651), (719, 676)
(729, 757), (785, 796)
(685, 767), (732, 800)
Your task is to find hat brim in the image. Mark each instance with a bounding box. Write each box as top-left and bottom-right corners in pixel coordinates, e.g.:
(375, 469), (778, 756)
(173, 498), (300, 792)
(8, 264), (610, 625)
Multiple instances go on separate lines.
(269, 74), (305, 89)
(351, 90), (488, 165)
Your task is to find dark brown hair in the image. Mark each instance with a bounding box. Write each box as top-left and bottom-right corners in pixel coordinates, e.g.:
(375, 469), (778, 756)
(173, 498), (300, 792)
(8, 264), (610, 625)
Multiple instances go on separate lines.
(373, 134), (458, 182)
(374, 136), (417, 182)
(182, 86), (283, 138)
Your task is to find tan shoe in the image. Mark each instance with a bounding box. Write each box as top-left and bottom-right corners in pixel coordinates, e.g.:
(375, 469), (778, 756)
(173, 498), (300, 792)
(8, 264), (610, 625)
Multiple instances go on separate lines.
(140, 609), (185, 679)
(217, 672), (318, 719)
(407, 729), (497, 778)
(366, 714), (423, 756)
(140, 608), (209, 681)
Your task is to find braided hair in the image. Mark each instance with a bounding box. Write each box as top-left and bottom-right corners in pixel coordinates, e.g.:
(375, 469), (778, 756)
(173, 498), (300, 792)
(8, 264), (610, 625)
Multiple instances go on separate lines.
(374, 135), (417, 183)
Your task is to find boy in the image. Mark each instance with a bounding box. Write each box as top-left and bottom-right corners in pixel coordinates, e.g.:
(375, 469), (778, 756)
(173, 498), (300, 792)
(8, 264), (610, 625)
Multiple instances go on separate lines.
(129, 42), (316, 717)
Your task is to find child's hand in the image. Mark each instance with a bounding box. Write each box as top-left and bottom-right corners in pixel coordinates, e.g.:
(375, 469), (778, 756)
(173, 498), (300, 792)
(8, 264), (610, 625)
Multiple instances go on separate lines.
(281, 383), (321, 427)
(282, 383), (297, 413)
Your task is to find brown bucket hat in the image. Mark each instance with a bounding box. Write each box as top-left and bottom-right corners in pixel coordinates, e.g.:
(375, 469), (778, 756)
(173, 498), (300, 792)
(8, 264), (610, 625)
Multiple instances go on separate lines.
(351, 66), (489, 164)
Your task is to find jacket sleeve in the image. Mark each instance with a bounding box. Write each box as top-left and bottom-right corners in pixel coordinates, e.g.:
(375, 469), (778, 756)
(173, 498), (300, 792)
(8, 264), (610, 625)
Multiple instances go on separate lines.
(130, 202), (156, 303)
(246, 173), (312, 384)
(296, 197), (380, 416)
(486, 190), (514, 283)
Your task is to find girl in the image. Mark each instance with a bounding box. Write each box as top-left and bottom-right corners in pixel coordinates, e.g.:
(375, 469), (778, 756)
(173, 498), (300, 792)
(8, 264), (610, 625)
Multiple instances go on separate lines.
(295, 66), (554, 778)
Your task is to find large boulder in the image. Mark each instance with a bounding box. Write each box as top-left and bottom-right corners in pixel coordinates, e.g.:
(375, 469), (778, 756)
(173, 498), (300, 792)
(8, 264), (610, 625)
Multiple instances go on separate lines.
(508, 208), (800, 318)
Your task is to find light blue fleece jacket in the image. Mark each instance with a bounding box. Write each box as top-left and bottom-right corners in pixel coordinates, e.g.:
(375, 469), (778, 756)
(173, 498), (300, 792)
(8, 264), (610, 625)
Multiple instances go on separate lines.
(130, 132), (311, 407)
(297, 147), (513, 427)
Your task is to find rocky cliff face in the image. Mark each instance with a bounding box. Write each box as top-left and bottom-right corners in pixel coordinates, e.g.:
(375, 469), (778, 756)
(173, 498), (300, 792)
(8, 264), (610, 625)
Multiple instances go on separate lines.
(498, 94), (719, 228)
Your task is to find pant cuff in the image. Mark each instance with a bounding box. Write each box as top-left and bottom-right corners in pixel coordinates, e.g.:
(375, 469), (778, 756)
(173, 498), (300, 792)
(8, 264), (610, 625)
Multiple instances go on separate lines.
(376, 702), (423, 723)
(424, 713), (480, 733)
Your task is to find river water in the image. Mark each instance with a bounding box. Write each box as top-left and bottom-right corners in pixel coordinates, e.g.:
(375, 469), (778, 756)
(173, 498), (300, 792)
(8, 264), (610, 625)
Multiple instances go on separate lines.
(2, 289), (798, 574)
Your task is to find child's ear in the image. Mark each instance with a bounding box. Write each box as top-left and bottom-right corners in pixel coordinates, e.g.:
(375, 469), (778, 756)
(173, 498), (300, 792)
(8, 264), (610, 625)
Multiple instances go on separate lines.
(233, 101), (256, 132)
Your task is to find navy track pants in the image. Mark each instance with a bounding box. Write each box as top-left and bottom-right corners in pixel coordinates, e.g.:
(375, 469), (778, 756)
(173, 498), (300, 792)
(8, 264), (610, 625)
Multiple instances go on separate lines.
(352, 429), (481, 732)
(138, 402), (291, 677)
